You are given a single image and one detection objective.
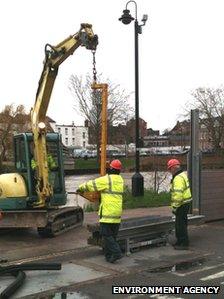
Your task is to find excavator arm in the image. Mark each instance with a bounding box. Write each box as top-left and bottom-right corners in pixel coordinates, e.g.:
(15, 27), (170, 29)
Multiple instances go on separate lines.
(30, 23), (98, 207)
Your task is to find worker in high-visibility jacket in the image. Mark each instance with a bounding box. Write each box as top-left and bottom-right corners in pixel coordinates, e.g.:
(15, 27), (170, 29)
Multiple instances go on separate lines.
(167, 159), (192, 250)
(77, 159), (124, 263)
(31, 154), (57, 170)
(31, 153), (57, 190)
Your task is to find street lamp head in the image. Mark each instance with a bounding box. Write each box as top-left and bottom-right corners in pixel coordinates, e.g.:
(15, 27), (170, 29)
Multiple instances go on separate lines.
(119, 9), (135, 25)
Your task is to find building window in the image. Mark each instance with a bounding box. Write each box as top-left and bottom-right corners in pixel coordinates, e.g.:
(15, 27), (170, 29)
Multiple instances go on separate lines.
(83, 141), (86, 148)
(72, 138), (75, 146)
(58, 128), (61, 134)
(72, 128), (75, 136)
(65, 138), (68, 145)
(65, 128), (68, 135)
(83, 132), (85, 139)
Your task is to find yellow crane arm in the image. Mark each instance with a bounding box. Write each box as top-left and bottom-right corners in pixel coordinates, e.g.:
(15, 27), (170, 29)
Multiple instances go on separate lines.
(30, 23), (98, 207)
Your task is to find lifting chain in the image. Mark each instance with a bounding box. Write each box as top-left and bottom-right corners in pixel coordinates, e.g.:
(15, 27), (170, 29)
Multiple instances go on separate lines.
(92, 50), (97, 83)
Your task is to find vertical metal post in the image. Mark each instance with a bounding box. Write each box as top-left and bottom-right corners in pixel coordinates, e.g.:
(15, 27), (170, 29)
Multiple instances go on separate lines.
(100, 85), (108, 176)
(92, 83), (108, 176)
(119, 2), (147, 197)
(154, 169), (157, 193)
(131, 20), (144, 196)
(190, 109), (201, 214)
(135, 20), (140, 173)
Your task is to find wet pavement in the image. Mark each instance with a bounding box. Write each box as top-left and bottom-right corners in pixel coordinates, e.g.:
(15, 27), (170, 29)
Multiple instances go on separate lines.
(0, 240), (209, 298)
(1, 219), (224, 298)
(4, 221), (223, 299)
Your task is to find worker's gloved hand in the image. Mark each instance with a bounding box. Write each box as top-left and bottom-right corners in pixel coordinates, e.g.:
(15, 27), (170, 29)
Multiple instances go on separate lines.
(76, 188), (83, 193)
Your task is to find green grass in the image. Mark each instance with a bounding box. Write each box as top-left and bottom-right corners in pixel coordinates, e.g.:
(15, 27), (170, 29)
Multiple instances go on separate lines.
(119, 157), (135, 169)
(83, 188), (170, 212)
(123, 188), (170, 209)
(75, 158), (99, 169)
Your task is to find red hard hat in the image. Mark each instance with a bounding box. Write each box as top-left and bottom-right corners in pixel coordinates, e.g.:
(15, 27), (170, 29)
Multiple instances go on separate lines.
(110, 159), (122, 170)
(167, 159), (180, 170)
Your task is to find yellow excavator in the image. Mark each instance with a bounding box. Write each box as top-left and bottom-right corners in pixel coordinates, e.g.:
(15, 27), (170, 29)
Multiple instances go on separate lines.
(0, 23), (98, 237)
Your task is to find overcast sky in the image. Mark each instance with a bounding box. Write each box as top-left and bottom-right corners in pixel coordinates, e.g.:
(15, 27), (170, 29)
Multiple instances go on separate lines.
(1, 0), (224, 132)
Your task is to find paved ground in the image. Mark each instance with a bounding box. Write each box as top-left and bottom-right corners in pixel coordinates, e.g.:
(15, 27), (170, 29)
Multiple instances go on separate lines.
(2, 220), (222, 299)
(67, 221), (224, 299)
(1, 207), (223, 298)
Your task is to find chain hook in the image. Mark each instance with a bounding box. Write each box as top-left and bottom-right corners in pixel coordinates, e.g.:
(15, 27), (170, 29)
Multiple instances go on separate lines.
(92, 50), (97, 84)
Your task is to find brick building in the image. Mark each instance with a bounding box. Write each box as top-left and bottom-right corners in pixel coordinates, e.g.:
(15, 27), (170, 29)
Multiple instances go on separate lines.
(168, 120), (190, 148)
(86, 117), (148, 146)
(144, 135), (169, 147)
(109, 117), (147, 144)
(167, 119), (223, 150)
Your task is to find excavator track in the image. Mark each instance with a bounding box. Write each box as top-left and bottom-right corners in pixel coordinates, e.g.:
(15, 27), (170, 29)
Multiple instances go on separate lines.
(37, 207), (83, 238)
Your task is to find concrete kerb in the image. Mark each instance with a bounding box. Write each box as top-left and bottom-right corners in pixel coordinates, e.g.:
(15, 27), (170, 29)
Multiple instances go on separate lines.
(0, 245), (101, 267)
(1, 233), (210, 274)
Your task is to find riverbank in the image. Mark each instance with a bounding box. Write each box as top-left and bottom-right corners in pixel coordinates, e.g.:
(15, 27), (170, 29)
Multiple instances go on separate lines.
(1, 152), (224, 175)
(71, 152), (224, 174)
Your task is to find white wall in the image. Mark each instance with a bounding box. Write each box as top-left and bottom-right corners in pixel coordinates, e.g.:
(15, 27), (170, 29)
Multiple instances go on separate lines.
(50, 122), (89, 148)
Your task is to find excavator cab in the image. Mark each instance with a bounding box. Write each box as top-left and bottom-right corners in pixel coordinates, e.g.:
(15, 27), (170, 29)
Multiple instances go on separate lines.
(14, 132), (66, 207)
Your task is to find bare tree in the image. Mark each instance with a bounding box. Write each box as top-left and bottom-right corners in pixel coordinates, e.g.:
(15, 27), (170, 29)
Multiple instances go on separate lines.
(188, 87), (224, 150)
(117, 108), (134, 156)
(153, 170), (169, 193)
(0, 104), (29, 167)
(69, 73), (134, 156)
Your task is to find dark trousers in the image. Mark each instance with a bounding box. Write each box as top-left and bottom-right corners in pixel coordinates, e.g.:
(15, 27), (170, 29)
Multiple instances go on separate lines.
(100, 222), (122, 260)
(175, 203), (190, 246)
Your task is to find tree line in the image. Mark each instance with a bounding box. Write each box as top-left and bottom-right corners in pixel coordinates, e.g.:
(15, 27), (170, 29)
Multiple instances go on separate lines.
(1, 81), (224, 169)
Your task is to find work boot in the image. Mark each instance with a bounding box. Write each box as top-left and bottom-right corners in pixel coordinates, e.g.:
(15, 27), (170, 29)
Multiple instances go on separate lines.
(105, 255), (112, 262)
(107, 254), (123, 263)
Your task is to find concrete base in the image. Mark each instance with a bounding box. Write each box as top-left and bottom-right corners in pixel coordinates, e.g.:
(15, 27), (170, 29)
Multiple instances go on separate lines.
(0, 263), (109, 298)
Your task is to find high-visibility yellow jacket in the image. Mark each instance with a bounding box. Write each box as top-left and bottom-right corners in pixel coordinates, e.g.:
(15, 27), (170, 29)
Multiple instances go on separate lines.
(31, 154), (56, 170)
(78, 174), (124, 223)
(170, 170), (192, 209)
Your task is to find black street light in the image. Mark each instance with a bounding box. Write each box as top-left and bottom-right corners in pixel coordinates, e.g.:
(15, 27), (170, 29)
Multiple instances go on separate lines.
(119, 1), (148, 196)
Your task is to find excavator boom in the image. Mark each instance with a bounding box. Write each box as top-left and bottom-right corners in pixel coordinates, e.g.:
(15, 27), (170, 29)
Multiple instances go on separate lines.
(30, 24), (98, 207)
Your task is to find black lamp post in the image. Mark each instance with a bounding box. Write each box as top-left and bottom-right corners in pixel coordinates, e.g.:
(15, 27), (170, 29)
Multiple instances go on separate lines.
(119, 1), (148, 196)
